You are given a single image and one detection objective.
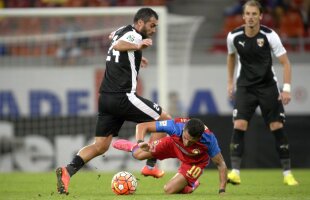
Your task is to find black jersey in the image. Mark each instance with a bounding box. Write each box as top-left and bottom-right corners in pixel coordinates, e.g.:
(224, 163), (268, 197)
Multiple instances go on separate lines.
(227, 25), (286, 87)
(100, 25), (143, 93)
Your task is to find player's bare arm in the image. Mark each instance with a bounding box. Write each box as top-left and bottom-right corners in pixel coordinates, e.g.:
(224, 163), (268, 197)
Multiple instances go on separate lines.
(278, 53), (292, 105)
(135, 121), (157, 142)
(113, 39), (152, 51)
(211, 152), (227, 194)
(138, 38), (153, 49)
(227, 53), (236, 100)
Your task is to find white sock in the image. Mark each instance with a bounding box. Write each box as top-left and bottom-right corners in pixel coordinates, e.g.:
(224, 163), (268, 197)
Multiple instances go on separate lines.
(232, 169), (240, 175)
(147, 165), (154, 170)
(283, 170), (291, 176)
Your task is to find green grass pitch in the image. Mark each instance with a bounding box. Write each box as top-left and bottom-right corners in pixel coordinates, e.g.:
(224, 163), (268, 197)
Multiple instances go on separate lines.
(0, 169), (309, 200)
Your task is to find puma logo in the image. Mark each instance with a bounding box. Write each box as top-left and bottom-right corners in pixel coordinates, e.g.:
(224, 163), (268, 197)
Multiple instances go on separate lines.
(238, 41), (245, 47)
(230, 143), (239, 150)
(280, 144), (289, 150)
(233, 144), (239, 149)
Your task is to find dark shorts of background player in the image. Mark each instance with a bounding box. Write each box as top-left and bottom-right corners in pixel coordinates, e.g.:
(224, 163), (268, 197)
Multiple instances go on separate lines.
(95, 92), (162, 137)
(233, 84), (285, 125)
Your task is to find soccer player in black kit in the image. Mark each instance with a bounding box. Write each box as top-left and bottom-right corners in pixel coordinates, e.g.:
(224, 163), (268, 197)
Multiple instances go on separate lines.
(226, 0), (298, 186)
(56, 8), (171, 195)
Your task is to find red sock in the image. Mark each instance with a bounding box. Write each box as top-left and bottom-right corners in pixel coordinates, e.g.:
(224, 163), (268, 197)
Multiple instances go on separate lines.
(180, 185), (193, 194)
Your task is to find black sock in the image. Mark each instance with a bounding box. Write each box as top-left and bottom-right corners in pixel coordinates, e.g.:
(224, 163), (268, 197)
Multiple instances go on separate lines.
(66, 155), (85, 177)
(231, 156), (242, 170)
(280, 158), (291, 171)
(230, 129), (245, 170)
(272, 128), (291, 171)
(146, 158), (157, 168)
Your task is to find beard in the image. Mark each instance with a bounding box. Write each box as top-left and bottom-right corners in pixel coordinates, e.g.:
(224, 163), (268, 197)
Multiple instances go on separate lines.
(140, 26), (149, 39)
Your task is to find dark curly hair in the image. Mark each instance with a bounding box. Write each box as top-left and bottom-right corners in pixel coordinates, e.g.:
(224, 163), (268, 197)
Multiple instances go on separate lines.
(184, 118), (205, 138)
(134, 7), (158, 23)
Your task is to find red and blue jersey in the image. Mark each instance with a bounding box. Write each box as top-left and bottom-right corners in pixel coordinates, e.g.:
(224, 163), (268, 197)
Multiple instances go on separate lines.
(155, 118), (221, 166)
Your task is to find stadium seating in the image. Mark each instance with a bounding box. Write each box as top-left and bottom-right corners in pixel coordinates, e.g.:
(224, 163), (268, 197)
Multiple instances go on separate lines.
(210, 15), (244, 53)
(279, 10), (305, 51)
(279, 11), (305, 38)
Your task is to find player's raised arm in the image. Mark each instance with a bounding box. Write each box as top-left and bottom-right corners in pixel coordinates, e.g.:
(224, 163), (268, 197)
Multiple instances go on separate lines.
(113, 38), (152, 51)
(211, 152), (227, 195)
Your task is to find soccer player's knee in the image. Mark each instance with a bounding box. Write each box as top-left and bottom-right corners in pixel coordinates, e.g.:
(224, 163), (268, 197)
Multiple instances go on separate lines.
(269, 122), (283, 130)
(94, 142), (109, 155)
(234, 120), (248, 130)
(163, 184), (175, 194)
(165, 113), (172, 120)
(159, 110), (172, 120)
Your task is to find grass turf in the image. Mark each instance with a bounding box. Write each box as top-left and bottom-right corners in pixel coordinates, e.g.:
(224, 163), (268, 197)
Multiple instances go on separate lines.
(0, 169), (309, 200)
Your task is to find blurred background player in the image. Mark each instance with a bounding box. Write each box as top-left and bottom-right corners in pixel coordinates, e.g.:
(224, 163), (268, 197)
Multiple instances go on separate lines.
(56, 7), (171, 195)
(226, 0), (298, 186)
(55, 17), (82, 66)
(113, 118), (227, 194)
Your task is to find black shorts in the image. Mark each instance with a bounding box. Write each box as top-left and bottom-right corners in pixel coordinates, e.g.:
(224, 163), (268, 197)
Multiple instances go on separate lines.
(233, 84), (285, 124)
(95, 92), (162, 137)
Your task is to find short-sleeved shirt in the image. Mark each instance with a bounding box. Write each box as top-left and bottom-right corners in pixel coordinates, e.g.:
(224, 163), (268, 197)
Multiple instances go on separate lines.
(100, 25), (143, 93)
(227, 25), (286, 87)
(154, 118), (221, 166)
(95, 25), (162, 137)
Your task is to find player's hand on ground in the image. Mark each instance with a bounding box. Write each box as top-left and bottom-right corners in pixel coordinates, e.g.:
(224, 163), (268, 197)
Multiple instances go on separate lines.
(138, 39), (152, 50)
(219, 189), (226, 196)
(138, 141), (151, 151)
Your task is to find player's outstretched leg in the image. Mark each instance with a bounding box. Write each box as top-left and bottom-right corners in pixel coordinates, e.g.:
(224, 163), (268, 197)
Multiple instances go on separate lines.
(112, 139), (135, 152)
(56, 167), (70, 195)
(113, 139), (165, 178)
